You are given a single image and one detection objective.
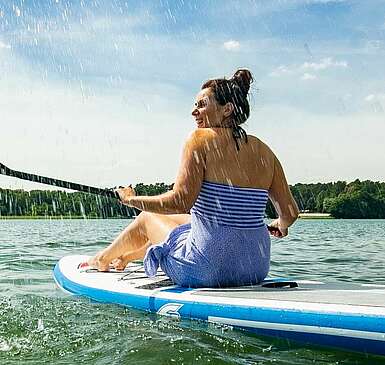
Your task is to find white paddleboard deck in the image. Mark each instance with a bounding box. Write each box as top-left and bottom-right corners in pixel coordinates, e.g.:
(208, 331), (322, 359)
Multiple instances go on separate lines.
(54, 255), (385, 356)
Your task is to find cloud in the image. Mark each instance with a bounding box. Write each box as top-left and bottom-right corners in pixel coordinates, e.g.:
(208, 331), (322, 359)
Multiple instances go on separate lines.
(365, 93), (385, 102)
(301, 73), (317, 81)
(0, 41), (11, 49)
(270, 57), (347, 79)
(301, 57), (348, 71)
(364, 93), (385, 113)
(365, 40), (385, 52)
(269, 66), (292, 77)
(223, 40), (240, 51)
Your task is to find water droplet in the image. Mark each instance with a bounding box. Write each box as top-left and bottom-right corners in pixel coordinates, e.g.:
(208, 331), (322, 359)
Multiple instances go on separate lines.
(14, 6), (21, 17)
(37, 318), (44, 331)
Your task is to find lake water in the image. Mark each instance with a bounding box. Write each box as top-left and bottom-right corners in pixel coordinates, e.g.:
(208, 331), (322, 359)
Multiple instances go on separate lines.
(1, 219), (385, 364)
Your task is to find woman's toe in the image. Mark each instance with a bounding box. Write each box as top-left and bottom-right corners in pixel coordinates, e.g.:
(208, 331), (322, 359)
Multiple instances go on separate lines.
(87, 256), (109, 272)
(113, 257), (128, 271)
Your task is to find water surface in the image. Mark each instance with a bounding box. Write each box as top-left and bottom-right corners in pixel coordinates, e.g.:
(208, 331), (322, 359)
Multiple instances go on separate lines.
(1, 219), (385, 364)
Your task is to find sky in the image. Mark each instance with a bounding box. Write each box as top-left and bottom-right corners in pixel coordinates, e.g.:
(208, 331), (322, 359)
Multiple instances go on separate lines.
(1, 0), (384, 191)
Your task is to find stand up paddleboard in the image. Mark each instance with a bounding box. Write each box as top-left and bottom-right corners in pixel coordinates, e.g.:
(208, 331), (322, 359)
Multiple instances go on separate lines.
(53, 255), (385, 356)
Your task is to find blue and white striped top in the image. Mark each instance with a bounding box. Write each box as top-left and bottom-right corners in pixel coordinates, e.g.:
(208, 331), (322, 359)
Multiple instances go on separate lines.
(190, 180), (269, 229)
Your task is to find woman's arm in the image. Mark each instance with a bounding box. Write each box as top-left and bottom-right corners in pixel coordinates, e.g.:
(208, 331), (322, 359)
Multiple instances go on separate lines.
(268, 155), (299, 231)
(120, 130), (206, 214)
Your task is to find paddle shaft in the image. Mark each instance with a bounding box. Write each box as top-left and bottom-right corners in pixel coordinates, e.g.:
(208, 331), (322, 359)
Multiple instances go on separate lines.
(0, 162), (119, 199)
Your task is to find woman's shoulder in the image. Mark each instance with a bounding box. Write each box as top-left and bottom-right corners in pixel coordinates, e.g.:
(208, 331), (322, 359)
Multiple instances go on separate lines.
(185, 128), (217, 149)
(190, 128), (218, 139)
(247, 135), (275, 156)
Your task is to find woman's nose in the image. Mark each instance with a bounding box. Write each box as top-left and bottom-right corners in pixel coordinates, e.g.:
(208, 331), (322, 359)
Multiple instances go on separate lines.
(191, 108), (199, 116)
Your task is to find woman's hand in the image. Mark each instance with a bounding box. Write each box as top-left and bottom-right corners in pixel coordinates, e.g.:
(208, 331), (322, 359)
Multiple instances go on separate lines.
(268, 218), (288, 238)
(115, 185), (136, 205)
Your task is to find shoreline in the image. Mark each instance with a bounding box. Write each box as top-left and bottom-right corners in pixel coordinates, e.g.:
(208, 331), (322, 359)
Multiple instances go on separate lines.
(298, 213), (333, 219)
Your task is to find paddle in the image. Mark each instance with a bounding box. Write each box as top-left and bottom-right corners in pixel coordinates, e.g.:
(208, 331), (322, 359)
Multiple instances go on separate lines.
(0, 162), (119, 199)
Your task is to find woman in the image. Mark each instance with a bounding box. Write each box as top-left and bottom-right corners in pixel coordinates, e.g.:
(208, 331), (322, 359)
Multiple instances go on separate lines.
(88, 69), (299, 287)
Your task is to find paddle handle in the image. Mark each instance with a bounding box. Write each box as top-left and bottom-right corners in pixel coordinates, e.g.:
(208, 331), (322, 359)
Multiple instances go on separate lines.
(0, 162), (119, 199)
(267, 225), (283, 237)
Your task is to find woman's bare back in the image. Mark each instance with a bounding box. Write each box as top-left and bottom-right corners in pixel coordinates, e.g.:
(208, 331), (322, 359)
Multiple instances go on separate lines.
(202, 128), (275, 190)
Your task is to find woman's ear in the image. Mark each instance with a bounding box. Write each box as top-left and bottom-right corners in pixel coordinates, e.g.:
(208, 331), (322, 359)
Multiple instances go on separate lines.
(224, 102), (234, 118)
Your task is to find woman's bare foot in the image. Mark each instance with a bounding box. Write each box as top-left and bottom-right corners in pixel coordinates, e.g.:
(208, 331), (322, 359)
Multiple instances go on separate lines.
(111, 255), (130, 271)
(87, 252), (111, 271)
(111, 244), (150, 271)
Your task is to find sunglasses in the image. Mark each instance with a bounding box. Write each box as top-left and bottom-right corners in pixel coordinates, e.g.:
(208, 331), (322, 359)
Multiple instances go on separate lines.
(194, 96), (211, 109)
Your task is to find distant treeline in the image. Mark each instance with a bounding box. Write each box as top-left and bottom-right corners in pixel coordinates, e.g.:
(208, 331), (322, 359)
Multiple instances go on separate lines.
(290, 179), (385, 219)
(1, 180), (384, 219)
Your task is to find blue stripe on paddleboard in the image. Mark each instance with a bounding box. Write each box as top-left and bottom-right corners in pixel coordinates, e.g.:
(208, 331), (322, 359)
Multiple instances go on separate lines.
(53, 263), (385, 356)
(239, 326), (385, 356)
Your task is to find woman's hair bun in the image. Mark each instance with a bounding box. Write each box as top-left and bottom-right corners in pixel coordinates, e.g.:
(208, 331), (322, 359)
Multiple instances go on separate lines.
(232, 69), (253, 96)
(201, 68), (254, 127)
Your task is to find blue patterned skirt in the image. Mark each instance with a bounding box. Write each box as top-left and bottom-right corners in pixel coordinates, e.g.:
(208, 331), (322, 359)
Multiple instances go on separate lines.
(143, 213), (271, 288)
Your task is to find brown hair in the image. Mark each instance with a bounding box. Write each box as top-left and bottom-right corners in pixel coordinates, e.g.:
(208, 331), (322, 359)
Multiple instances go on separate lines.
(202, 69), (253, 150)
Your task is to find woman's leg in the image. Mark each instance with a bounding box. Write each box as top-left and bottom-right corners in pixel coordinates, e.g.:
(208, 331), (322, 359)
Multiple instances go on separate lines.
(88, 212), (191, 271)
